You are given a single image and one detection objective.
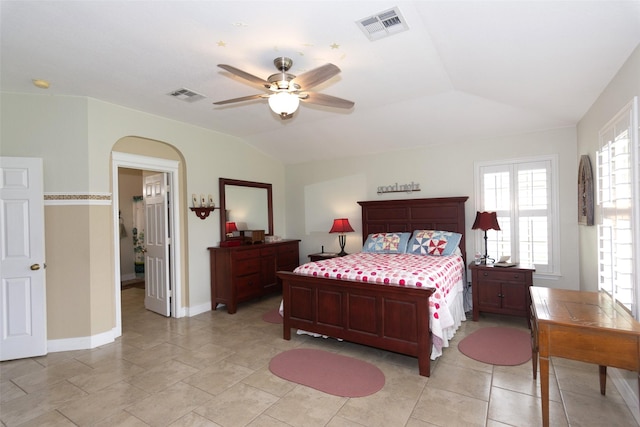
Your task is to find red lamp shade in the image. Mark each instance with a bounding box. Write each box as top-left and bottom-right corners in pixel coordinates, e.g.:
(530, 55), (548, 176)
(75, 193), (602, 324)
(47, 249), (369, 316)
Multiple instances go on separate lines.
(472, 211), (500, 264)
(329, 218), (354, 256)
(471, 212), (501, 231)
(329, 218), (354, 234)
(225, 221), (238, 234)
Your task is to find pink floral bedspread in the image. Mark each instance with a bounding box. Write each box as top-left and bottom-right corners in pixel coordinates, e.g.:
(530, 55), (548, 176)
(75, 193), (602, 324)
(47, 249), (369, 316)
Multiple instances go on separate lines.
(293, 252), (465, 347)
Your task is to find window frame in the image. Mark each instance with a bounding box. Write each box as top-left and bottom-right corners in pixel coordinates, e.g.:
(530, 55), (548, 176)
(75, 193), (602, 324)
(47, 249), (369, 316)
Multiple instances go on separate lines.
(596, 96), (639, 318)
(474, 155), (560, 277)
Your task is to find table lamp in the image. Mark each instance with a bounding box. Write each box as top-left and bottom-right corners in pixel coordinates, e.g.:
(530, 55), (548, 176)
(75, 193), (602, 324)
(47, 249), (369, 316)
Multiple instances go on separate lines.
(472, 211), (500, 264)
(329, 218), (354, 256)
(225, 221), (238, 237)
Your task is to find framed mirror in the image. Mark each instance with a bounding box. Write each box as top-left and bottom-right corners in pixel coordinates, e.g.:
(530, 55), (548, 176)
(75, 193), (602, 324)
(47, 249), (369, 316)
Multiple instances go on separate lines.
(219, 178), (273, 242)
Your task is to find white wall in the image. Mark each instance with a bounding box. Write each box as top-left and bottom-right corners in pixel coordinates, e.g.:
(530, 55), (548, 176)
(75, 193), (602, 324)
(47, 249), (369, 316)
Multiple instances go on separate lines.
(1, 92), (287, 339)
(1, 94), (90, 191)
(576, 44), (640, 423)
(85, 98), (288, 309)
(577, 44), (640, 292)
(285, 126), (580, 290)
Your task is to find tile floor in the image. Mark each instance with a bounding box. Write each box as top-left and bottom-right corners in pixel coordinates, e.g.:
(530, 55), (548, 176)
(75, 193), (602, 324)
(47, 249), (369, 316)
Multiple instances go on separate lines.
(1, 288), (638, 426)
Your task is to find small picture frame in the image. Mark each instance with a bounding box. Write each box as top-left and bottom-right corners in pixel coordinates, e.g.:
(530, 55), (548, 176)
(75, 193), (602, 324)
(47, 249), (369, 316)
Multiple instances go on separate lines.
(578, 155), (594, 226)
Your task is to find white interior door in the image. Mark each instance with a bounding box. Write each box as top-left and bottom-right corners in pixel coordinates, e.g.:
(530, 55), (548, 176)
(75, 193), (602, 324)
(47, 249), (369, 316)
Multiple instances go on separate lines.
(144, 172), (170, 316)
(0, 157), (47, 360)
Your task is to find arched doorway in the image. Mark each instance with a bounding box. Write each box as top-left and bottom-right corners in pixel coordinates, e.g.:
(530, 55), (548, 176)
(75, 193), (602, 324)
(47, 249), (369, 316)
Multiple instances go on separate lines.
(111, 137), (187, 337)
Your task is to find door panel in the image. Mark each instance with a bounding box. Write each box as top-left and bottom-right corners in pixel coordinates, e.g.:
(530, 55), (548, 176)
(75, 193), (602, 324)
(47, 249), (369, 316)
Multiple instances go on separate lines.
(143, 173), (170, 316)
(0, 157), (46, 360)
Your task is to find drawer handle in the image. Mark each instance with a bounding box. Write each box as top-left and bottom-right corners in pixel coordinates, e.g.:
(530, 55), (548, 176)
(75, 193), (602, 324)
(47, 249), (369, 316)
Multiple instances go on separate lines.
(483, 272), (489, 277)
(513, 274), (519, 279)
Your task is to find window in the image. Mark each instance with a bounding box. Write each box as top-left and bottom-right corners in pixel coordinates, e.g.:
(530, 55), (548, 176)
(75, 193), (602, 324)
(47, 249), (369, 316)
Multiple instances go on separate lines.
(475, 156), (559, 275)
(597, 97), (638, 317)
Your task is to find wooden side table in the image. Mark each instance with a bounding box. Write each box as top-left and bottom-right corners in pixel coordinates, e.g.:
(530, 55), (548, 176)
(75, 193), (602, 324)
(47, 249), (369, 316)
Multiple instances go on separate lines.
(308, 252), (340, 262)
(470, 263), (535, 322)
(530, 286), (640, 427)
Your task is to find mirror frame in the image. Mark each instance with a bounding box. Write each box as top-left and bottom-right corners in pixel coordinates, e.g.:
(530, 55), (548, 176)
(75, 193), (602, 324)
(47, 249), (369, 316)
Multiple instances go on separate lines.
(219, 178), (273, 242)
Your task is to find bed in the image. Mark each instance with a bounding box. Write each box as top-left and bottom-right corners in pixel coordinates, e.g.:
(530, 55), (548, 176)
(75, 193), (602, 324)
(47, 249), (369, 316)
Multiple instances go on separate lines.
(277, 196), (468, 377)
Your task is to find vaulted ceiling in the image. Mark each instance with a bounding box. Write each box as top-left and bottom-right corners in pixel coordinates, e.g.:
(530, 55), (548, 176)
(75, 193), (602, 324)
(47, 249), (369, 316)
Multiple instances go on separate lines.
(2, 1), (639, 164)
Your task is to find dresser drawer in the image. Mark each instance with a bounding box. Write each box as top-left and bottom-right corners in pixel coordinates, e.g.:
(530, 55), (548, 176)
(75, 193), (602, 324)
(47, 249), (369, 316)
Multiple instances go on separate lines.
(233, 257), (260, 276)
(234, 248), (261, 261)
(236, 273), (261, 299)
(277, 246), (299, 267)
(478, 269), (527, 283)
(260, 247), (276, 257)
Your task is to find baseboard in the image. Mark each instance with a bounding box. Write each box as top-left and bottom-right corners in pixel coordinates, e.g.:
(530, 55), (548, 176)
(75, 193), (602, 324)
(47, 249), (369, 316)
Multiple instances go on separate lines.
(47, 329), (115, 353)
(120, 273), (137, 282)
(186, 302), (211, 317)
(610, 367), (640, 426)
(45, 302), (216, 353)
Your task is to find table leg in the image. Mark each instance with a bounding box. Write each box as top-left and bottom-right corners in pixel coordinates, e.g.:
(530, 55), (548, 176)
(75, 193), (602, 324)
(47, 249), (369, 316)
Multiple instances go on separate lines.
(540, 355), (550, 427)
(530, 306), (538, 380)
(599, 365), (607, 395)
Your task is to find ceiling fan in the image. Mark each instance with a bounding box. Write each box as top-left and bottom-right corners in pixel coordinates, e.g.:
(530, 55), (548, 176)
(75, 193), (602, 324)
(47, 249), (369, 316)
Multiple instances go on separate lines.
(213, 57), (355, 120)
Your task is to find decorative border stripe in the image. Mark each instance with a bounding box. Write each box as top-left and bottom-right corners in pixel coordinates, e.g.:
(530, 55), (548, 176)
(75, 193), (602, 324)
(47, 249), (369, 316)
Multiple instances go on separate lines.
(44, 192), (112, 206)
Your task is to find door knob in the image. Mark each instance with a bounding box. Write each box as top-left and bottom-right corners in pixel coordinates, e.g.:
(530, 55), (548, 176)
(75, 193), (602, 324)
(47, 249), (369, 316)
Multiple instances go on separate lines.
(30, 264), (40, 270)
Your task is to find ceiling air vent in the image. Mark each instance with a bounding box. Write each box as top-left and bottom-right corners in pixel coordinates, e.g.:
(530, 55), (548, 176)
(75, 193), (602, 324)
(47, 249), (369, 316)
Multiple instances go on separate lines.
(167, 88), (206, 103)
(356, 6), (409, 41)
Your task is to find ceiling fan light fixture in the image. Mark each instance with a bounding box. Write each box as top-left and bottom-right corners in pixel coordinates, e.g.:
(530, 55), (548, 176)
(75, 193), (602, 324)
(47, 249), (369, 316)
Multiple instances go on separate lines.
(268, 92), (299, 116)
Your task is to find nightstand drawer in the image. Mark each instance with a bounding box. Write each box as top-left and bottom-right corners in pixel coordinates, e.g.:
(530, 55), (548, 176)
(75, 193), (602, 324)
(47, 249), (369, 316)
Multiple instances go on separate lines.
(478, 269), (527, 283)
(308, 252), (340, 262)
(470, 263), (535, 322)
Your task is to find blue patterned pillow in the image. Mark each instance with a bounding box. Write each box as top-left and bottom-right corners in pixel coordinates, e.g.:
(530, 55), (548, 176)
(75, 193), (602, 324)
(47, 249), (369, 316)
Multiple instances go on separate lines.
(408, 230), (462, 256)
(362, 232), (411, 254)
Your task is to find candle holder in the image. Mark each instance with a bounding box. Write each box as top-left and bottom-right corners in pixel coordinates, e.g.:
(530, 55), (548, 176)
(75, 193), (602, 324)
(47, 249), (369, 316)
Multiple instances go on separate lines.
(190, 206), (217, 220)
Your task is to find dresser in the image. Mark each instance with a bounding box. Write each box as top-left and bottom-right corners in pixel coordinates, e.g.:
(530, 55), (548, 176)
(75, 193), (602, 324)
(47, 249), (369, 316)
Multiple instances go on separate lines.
(470, 263), (535, 322)
(208, 239), (300, 313)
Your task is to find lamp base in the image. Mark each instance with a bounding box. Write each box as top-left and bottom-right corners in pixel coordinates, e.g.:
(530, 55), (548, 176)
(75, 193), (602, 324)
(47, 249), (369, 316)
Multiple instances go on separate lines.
(338, 235), (348, 257)
(481, 231), (495, 265)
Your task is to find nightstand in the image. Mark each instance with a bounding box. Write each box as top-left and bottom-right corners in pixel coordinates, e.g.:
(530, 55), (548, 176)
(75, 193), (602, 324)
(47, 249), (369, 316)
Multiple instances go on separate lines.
(308, 252), (340, 262)
(470, 263), (535, 322)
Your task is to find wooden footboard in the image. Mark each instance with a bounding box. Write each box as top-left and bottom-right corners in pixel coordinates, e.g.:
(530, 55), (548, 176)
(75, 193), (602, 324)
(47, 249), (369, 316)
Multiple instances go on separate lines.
(277, 271), (435, 376)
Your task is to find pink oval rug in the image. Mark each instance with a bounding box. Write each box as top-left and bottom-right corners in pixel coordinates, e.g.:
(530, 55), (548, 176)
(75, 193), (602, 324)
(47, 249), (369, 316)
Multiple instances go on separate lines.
(262, 308), (282, 324)
(458, 326), (531, 366)
(269, 348), (385, 397)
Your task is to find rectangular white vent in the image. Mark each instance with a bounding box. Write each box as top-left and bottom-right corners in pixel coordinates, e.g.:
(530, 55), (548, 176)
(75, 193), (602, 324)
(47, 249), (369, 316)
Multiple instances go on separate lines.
(356, 6), (409, 41)
(167, 88), (206, 102)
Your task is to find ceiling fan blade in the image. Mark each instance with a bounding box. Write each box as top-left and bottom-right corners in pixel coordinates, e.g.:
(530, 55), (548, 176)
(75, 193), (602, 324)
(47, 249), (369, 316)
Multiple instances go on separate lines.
(293, 63), (341, 90)
(218, 64), (270, 88)
(213, 94), (266, 105)
(300, 92), (354, 109)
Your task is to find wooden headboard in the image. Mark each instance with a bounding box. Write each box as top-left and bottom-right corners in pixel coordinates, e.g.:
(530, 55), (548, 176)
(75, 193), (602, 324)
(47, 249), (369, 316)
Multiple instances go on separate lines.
(357, 197), (469, 260)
